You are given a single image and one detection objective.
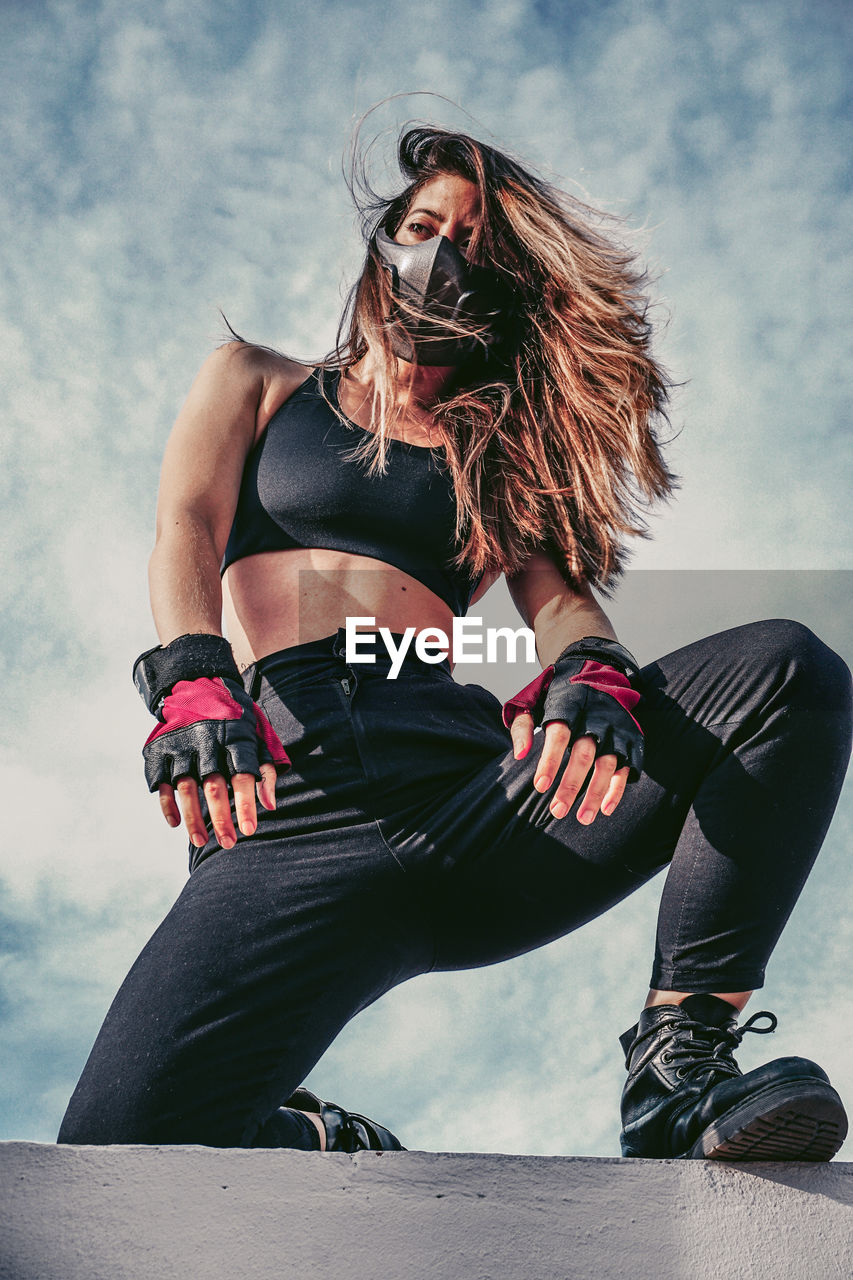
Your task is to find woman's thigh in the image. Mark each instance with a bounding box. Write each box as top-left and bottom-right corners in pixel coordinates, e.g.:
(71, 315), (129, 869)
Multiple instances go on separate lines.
(349, 619), (845, 970)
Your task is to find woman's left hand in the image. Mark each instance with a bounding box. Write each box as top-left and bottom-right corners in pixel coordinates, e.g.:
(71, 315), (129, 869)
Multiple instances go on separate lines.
(509, 713), (630, 824)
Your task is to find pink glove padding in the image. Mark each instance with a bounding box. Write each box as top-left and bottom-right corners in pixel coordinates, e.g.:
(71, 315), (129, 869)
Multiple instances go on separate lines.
(143, 676), (291, 792)
(502, 660), (641, 730)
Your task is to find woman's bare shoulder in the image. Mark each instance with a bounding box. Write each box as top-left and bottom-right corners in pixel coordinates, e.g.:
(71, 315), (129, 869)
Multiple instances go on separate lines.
(202, 342), (314, 435)
(204, 341), (310, 390)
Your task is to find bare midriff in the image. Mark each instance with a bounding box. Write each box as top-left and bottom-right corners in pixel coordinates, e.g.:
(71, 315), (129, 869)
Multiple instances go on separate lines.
(223, 548), (498, 673)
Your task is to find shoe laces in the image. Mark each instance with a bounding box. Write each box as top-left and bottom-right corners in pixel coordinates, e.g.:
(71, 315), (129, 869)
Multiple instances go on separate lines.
(651, 1009), (778, 1084)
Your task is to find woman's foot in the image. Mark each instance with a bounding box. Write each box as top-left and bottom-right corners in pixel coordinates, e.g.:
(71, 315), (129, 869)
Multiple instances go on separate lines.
(619, 994), (848, 1160)
(284, 1088), (406, 1152)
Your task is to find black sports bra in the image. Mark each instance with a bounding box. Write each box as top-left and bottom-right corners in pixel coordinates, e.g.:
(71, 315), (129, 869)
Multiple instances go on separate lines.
(221, 368), (483, 615)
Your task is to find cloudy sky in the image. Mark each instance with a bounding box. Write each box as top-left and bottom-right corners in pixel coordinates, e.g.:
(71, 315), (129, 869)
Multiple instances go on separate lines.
(2, 0), (852, 1161)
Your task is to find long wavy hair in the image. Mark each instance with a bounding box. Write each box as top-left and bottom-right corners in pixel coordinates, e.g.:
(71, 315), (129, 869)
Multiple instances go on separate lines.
(326, 126), (677, 592)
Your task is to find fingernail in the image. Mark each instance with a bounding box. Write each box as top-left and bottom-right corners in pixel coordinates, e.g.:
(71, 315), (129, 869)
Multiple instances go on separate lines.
(550, 801), (568, 819)
(166, 815), (179, 828)
(220, 836), (235, 850)
(535, 776), (551, 792)
(602, 802), (615, 816)
(578, 810), (593, 824)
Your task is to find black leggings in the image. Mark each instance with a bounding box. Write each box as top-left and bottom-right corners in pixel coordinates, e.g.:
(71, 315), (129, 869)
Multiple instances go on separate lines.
(58, 619), (852, 1147)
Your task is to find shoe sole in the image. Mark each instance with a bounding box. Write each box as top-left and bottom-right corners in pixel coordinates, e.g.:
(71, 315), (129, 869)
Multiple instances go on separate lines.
(686, 1080), (848, 1161)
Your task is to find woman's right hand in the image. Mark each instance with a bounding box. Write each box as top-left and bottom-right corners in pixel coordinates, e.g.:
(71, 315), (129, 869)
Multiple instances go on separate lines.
(142, 675), (291, 849)
(159, 761), (279, 849)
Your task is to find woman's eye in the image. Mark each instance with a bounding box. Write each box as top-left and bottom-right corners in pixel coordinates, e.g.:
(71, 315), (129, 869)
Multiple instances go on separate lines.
(407, 222), (435, 238)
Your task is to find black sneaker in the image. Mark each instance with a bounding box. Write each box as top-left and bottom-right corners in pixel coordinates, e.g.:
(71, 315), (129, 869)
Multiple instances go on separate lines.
(284, 1087), (406, 1152)
(619, 995), (847, 1160)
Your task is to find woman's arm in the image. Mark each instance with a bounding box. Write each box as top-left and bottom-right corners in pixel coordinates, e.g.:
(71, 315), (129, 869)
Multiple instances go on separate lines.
(144, 342), (304, 846)
(506, 550), (618, 664)
(149, 342), (279, 641)
(505, 550), (635, 825)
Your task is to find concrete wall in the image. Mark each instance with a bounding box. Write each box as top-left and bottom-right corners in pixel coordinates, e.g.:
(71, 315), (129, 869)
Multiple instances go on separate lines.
(2, 1143), (852, 1280)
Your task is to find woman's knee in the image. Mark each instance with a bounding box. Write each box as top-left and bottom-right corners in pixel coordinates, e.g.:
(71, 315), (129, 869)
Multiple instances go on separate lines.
(57, 1102), (134, 1146)
(56, 1052), (215, 1146)
(745, 618), (852, 730)
(57, 1085), (169, 1146)
(740, 617), (847, 676)
(57, 1092), (238, 1147)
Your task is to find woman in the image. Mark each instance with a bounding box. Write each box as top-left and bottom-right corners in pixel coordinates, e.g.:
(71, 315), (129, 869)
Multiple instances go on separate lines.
(59, 126), (852, 1160)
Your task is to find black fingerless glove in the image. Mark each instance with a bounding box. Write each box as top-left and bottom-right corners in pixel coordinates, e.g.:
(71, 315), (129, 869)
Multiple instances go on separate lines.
(133, 633), (242, 713)
(502, 636), (644, 780)
(133, 634), (291, 792)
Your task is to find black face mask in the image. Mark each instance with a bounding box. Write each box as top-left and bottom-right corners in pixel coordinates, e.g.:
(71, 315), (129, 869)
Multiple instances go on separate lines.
(374, 225), (511, 366)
